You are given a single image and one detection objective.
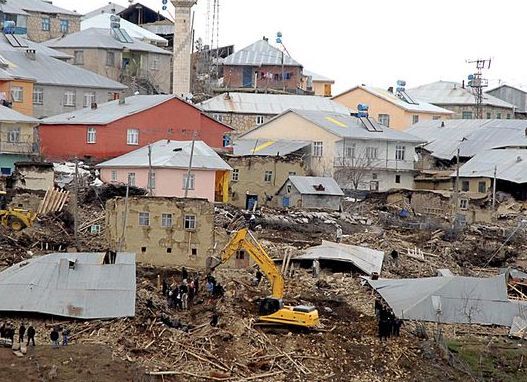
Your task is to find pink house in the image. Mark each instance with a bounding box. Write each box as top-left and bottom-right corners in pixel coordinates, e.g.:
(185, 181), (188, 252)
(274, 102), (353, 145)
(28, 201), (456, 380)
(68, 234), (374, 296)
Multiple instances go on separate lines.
(97, 140), (232, 203)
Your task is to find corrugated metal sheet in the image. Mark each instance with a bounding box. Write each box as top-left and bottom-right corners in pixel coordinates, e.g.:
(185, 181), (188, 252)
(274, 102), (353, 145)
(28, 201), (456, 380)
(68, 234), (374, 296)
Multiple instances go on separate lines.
(303, 70), (334, 83)
(45, 28), (171, 55)
(199, 93), (352, 114)
(290, 109), (424, 143)
(457, 149), (527, 184)
(294, 241), (383, 275)
(82, 14), (168, 45)
(82, 2), (126, 20)
(0, 34), (72, 60)
(287, 176), (344, 196)
(7, 0), (78, 16)
(0, 105), (39, 123)
(0, 252), (136, 319)
(407, 119), (527, 160)
(232, 139), (310, 156)
(42, 95), (174, 125)
(407, 81), (515, 109)
(97, 139), (232, 171)
(223, 39), (301, 67)
(368, 274), (527, 326)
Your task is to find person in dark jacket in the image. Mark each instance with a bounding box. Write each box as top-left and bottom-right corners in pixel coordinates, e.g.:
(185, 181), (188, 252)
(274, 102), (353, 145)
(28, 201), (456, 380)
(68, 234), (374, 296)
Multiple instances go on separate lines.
(181, 267), (188, 282)
(18, 323), (26, 343)
(26, 324), (35, 346)
(50, 327), (59, 348)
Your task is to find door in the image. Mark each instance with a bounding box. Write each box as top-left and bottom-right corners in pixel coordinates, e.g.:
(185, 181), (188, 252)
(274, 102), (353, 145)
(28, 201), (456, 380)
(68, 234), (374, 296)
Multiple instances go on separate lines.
(246, 194), (258, 210)
(242, 66), (253, 87)
(282, 196), (290, 208)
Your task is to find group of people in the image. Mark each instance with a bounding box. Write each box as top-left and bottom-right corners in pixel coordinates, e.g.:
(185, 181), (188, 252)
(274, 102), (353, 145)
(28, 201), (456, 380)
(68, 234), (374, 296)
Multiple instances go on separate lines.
(0, 322), (35, 346)
(163, 267), (199, 310)
(206, 274), (225, 299)
(375, 298), (403, 341)
(49, 326), (69, 348)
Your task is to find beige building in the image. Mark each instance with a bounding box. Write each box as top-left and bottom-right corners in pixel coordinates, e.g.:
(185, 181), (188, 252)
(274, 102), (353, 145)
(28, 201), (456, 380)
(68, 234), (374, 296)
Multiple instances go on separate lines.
(106, 196), (215, 267)
(302, 70), (334, 97)
(224, 139), (309, 209)
(332, 85), (453, 131)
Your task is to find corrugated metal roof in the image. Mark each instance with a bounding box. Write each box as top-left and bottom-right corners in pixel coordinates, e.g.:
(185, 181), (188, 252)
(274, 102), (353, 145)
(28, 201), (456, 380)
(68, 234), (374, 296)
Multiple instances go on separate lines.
(0, 50), (126, 90)
(407, 119), (527, 160)
(303, 70), (334, 83)
(287, 109), (424, 143)
(457, 149), (527, 184)
(0, 252), (136, 319)
(97, 139), (232, 171)
(223, 39), (301, 67)
(336, 85), (454, 114)
(0, 105), (39, 123)
(42, 95), (174, 124)
(286, 176), (344, 196)
(199, 92), (353, 115)
(5, 0), (79, 16)
(231, 139), (310, 156)
(0, 34), (72, 59)
(294, 240), (383, 275)
(82, 2), (126, 20)
(82, 13), (168, 46)
(407, 81), (515, 109)
(45, 28), (171, 55)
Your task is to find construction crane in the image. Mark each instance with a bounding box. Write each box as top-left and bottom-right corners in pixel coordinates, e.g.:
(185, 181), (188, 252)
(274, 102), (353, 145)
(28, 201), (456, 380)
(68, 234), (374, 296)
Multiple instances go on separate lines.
(208, 228), (320, 328)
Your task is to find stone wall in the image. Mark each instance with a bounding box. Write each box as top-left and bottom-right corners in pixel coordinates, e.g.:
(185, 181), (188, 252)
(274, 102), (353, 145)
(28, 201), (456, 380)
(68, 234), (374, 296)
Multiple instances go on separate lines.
(206, 112), (274, 136)
(26, 12), (81, 42)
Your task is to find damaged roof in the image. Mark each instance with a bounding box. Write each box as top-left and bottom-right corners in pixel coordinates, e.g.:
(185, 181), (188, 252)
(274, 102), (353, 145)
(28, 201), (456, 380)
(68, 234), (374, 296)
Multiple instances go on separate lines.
(224, 39), (301, 67)
(282, 176), (344, 196)
(367, 273), (527, 326)
(294, 240), (383, 275)
(457, 149), (527, 184)
(408, 119), (527, 160)
(199, 92), (352, 115)
(97, 139), (232, 171)
(231, 139), (310, 156)
(0, 252), (136, 319)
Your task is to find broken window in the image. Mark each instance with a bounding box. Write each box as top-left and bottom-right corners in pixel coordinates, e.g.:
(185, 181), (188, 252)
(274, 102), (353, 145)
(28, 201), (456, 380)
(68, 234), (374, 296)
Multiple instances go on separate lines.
(161, 213), (172, 228)
(312, 142), (323, 157)
(139, 212), (150, 226)
(461, 181), (469, 192)
(127, 129), (139, 145)
(478, 181), (486, 193)
(191, 247), (198, 257)
(395, 145), (406, 161)
(182, 174), (195, 190)
(184, 215), (196, 230)
(83, 92), (96, 108)
(232, 169), (239, 182)
(264, 171), (273, 183)
(286, 184), (292, 193)
(141, 246), (146, 253)
(459, 199), (468, 210)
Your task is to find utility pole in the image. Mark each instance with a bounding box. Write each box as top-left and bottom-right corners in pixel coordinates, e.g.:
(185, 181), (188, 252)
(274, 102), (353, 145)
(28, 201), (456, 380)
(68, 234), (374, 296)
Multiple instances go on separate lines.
(147, 144), (153, 196)
(492, 165), (497, 209)
(184, 132), (197, 198)
(73, 159), (79, 251)
(452, 147), (460, 222)
(119, 175), (131, 252)
(466, 58), (491, 119)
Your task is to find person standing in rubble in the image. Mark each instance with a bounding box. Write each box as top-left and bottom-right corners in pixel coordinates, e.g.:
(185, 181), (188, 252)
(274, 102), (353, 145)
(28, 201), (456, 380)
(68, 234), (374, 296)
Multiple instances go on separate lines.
(50, 327), (59, 348)
(26, 324), (35, 346)
(180, 280), (189, 310)
(335, 225), (343, 243)
(62, 327), (70, 346)
(312, 258), (320, 278)
(188, 279), (195, 306)
(0, 321), (5, 339)
(18, 323), (26, 343)
(181, 267), (188, 282)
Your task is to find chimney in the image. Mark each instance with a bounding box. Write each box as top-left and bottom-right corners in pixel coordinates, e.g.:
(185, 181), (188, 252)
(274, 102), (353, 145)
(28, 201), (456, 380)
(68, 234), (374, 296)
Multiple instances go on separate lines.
(119, 94), (125, 105)
(25, 49), (36, 60)
(91, 102), (98, 110)
(387, 86), (394, 94)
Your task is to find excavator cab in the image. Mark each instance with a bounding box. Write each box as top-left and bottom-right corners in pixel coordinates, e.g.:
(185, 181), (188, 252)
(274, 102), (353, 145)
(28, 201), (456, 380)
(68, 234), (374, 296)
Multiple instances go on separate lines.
(259, 297), (283, 316)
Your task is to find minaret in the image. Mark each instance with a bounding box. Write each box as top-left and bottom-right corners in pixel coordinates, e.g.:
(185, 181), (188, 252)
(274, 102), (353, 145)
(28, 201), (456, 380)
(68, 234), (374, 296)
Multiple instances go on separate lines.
(171, 0), (197, 97)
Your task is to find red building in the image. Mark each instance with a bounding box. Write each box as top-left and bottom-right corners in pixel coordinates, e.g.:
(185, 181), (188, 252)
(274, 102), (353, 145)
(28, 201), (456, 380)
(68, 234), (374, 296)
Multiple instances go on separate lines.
(39, 95), (232, 162)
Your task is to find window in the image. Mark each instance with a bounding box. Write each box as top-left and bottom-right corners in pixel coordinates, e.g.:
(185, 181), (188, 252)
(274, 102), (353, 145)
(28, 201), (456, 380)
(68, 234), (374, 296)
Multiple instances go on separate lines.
(73, 50), (84, 65)
(63, 90), (76, 107)
(148, 172), (156, 189)
(286, 184), (292, 193)
(182, 174), (195, 190)
(313, 141), (323, 157)
(478, 181), (486, 193)
(432, 115), (441, 120)
(412, 115), (419, 124)
(372, 173), (378, 180)
(395, 174), (401, 184)
(141, 246), (146, 253)
(222, 135), (231, 147)
(462, 111), (473, 119)
(127, 128), (139, 145)
(264, 170), (273, 182)
(138, 212), (150, 226)
(86, 127), (96, 143)
(151, 54), (160, 70)
(161, 213), (172, 228)
(59, 19), (69, 33)
(345, 144), (356, 158)
(32, 87), (43, 105)
(184, 215), (196, 230)
(461, 181), (469, 192)
(507, 114), (511, 119)
(83, 92), (96, 108)
(395, 145), (406, 161)
(106, 51), (115, 67)
(7, 127), (20, 143)
(496, 113), (502, 119)
(288, 171), (296, 176)
(232, 169), (239, 182)
(166, 248), (172, 253)
(11, 86), (23, 102)
(111, 170), (117, 182)
(128, 172), (136, 186)
(212, 113), (223, 122)
(459, 199), (468, 210)
(378, 114), (390, 127)
(256, 115), (265, 125)
(191, 248), (198, 256)
(486, 112), (492, 119)
(41, 17), (50, 31)
(366, 146), (378, 160)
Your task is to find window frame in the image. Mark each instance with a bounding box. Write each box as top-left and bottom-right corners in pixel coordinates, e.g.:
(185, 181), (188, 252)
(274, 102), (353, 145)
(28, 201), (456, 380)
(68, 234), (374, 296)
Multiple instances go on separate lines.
(461, 180), (470, 192)
(255, 115), (265, 125)
(231, 168), (239, 182)
(110, 170), (117, 182)
(41, 17), (50, 31)
(63, 90), (76, 107)
(395, 145), (406, 161)
(150, 54), (160, 70)
(378, 114), (390, 127)
(32, 87), (43, 105)
(161, 213), (173, 228)
(366, 146), (378, 160)
(312, 141), (323, 157)
(126, 128), (139, 145)
(182, 174), (195, 190)
(83, 92), (96, 108)
(148, 171), (156, 189)
(73, 50), (84, 65)
(86, 127), (96, 144)
(462, 111), (473, 119)
(478, 181), (486, 193)
(128, 172), (136, 186)
(412, 115), (419, 124)
(395, 174), (401, 184)
(11, 86), (23, 102)
(59, 19), (69, 33)
(184, 215), (196, 230)
(106, 51), (115, 67)
(138, 212), (150, 226)
(264, 170), (273, 183)
(7, 127), (20, 143)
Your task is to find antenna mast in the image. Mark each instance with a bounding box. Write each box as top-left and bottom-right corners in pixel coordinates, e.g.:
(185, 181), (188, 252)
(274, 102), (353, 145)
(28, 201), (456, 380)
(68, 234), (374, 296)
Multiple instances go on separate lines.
(466, 58), (491, 119)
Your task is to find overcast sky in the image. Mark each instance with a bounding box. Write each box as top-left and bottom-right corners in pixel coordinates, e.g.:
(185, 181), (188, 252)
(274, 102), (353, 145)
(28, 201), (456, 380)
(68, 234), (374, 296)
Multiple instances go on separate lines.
(53, 0), (525, 93)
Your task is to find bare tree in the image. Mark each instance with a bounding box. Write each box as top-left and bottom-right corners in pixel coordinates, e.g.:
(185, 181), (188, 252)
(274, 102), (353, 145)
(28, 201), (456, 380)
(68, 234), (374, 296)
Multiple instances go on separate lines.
(334, 147), (379, 190)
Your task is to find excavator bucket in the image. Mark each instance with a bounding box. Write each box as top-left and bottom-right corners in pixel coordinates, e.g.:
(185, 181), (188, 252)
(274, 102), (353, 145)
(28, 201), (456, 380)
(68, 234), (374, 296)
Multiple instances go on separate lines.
(206, 256), (222, 271)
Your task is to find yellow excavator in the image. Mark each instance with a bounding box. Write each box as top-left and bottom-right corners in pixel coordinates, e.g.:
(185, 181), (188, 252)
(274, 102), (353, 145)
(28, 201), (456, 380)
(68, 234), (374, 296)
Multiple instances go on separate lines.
(0, 191), (37, 231)
(208, 228), (320, 328)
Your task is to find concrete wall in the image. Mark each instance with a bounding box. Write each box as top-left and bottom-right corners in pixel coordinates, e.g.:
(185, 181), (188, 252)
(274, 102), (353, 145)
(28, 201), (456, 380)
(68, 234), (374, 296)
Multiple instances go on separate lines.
(26, 12), (81, 42)
(13, 164), (54, 191)
(106, 196), (215, 267)
(226, 156), (305, 209)
(332, 87), (452, 131)
(459, 177), (492, 194)
(336, 169), (414, 192)
(100, 167), (218, 202)
(206, 112), (274, 135)
(223, 65), (302, 92)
